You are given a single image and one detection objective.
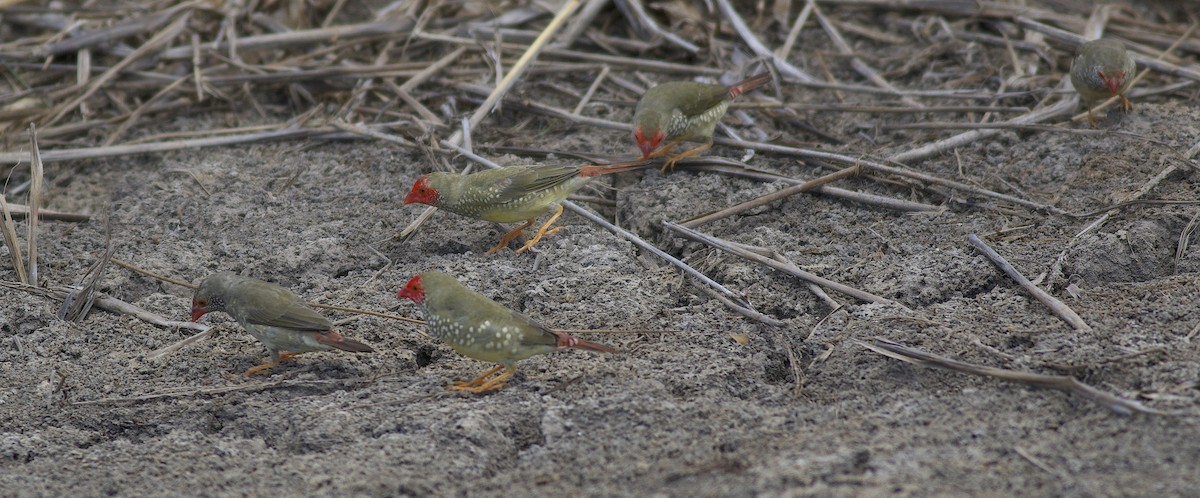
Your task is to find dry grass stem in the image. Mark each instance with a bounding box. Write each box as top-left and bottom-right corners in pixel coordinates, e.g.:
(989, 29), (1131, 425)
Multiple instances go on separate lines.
(665, 222), (906, 309)
(25, 124), (42, 287)
(887, 90), (1078, 165)
(2, 203), (90, 222)
(309, 302), (426, 326)
(44, 11), (192, 127)
(572, 65), (609, 115)
(679, 164), (863, 228)
(109, 257), (198, 289)
(776, 1), (815, 61)
(0, 279), (207, 333)
(968, 234), (1091, 332)
(59, 214), (114, 322)
(811, 0), (921, 107)
(613, 0), (700, 54)
(862, 338), (1161, 416)
(0, 194), (28, 284)
(715, 0), (816, 82)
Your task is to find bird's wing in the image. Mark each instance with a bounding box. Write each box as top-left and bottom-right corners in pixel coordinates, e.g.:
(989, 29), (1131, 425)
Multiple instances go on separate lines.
(505, 308), (559, 347)
(235, 281), (333, 331)
(674, 85), (734, 116)
(495, 166), (581, 200)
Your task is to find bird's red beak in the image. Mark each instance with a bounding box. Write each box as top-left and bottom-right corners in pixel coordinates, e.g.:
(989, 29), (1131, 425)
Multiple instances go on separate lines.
(1102, 71), (1125, 96)
(190, 307), (205, 322)
(633, 128), (661, 159)
(638, 140), (656, 159)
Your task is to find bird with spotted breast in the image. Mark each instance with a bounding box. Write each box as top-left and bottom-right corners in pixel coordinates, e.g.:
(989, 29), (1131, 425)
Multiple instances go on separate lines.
(191, 272), (373, 376)
(1070, 39), (1136, 126)
(632, 72), (772, 172)
(397, 271), (616, 393)
(404, 161), (647, 254)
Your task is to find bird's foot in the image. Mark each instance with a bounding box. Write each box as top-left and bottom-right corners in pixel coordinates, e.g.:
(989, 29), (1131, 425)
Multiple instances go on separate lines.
(643, 141), (678, 160)
(449, 380), (509, 394)
(450, 368), (515, 394)
(515, 206), (566, 254)
(486, 219), (536, 254)
(659, 141), (711, 173)
(1086, 108), (1099, 128)
(243, 361), (280, 377)
(660, 157), (680, 173)
(1119, 95), (1133, 112)
(450, 365), (505, 389)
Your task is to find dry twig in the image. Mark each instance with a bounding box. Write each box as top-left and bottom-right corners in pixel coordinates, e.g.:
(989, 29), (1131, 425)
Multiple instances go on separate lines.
(968, 234), (1091, 332)
(861, 338), (1162, 416)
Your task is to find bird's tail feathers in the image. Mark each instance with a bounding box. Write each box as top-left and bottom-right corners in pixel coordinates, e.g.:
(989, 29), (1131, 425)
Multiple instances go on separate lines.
(728, 72), (772, 99)
(315, 331), (375, 353)
(556, 332), (617, 353)
(577, 159), (655, 177)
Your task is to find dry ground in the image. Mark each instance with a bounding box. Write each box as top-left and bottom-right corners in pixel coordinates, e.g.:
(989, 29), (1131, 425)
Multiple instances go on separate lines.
(2, 0), (1200, 496)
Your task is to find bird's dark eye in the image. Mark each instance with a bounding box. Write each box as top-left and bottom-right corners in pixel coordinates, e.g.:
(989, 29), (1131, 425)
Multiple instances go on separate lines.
(196, 299), (207, 307)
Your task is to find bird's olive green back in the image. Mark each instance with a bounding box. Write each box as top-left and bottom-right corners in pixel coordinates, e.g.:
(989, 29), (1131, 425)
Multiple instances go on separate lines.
(224, 275), (333, 331)
(428, 166), (590, 223)
(639, 81), (730, 120)
(421, 271), (557, 347)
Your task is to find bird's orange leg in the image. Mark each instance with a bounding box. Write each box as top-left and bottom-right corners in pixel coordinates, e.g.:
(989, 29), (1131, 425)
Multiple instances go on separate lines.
(1085, 105), (1098, 127)
(644, 140), (680, 160)
(242, 352), (301, 376)
(515, 205), (565, 254)
(1119, 94), (1133, 112)
(465, 367), (516, 393)
(244, 360), (279, 376)
(486, 219), (536, 254)
(450, 364), (505, 390)
(661, 139), (712, 173)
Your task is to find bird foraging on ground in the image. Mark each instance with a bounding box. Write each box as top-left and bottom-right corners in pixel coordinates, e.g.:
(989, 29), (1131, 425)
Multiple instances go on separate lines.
(403, 161), (646, 254)
(1070, 39), (1136, 126)
(397, 271), (616, 393)
(191, 272), (373, 376)
(632, 72), (772, 172)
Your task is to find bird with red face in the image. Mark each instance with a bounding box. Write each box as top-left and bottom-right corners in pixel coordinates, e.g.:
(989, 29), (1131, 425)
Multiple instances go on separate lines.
(1070, 39), (1136, 126)
(632, 72), (771, 172)
(404, 161), (646, 253)
(397, 271), (616, 393)
(191, 272), (373, 376)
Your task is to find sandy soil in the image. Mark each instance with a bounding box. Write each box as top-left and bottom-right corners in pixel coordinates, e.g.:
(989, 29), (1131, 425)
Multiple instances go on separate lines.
(3, 1), (1200, 496)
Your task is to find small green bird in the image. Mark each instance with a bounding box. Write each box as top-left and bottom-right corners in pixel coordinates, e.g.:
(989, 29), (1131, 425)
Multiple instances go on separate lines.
(397, 271), (616, 393)
(1070, 39), (1136, 126)
(632, 72), (772, 171)
(404, 162), (645, 253)
(191, 272), (373, 376)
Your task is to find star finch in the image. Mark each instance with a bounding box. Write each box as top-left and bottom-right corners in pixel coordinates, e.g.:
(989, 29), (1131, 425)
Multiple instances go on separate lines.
(1070, 39), (1136, 126)
(191, 272), (373, 376)
(397, 271), (616, 393)
(404, 162), (646, 253)
(632, 72), (772, 171)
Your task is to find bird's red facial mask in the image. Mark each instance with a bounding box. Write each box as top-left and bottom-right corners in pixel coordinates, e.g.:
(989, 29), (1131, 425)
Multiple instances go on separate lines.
(397, 275), (425, 304)
(190, 298), (210, 321)
(404, 175), (439, 206)
(1099, 70), (1126, 96)
(633, 128), (663, 159)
